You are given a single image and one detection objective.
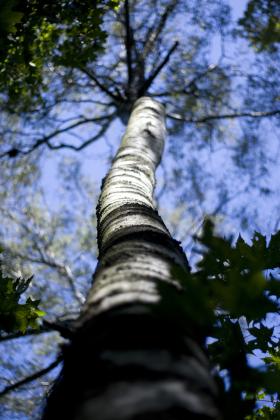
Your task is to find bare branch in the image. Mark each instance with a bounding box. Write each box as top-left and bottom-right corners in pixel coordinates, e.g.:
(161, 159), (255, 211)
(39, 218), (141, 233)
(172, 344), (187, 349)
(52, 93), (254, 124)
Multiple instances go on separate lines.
(45, 114), (115, 152)
(80, 68), (124, 102)
(0, 357), (63, 398)
(150, 89), (191, 97)
(0, 113), (115, 159)
(151, 65), (222, 98)
(142, 0), (177, 58)
(139, 41), (179, 96)
(167, 109), (280, 123)
(124, 0), (133, 87)
(42, 319), (74, 338)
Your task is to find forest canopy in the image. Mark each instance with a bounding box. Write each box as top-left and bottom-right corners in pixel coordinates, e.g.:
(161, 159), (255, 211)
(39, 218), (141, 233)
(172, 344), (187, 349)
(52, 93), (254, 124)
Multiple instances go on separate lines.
(0, 0), (119, 110)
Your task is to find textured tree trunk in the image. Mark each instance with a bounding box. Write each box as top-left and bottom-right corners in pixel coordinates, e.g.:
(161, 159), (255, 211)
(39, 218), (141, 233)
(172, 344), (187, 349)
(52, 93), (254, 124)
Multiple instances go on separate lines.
(43, 97), (221, 420)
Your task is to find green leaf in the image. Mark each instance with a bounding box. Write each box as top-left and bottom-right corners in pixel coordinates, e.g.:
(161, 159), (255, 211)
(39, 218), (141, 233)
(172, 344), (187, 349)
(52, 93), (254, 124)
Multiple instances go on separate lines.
(171, 221), (280, 417)
(0, 251), (45, 333)
(0, 0), (120, 109)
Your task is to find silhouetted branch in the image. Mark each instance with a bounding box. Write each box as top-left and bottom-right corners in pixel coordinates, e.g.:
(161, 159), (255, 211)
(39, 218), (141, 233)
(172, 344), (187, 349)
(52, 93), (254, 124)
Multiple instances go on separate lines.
(0, 357), (63, 398)
(142, 0), (177, 58)
(42, 320), (75, 338)
(45, 115), (114, 151)
(167, 109), (280, 123)
(151, 65), (224, 98)
(0, 113), (115, 159)
(80, 68), (124, 102)
(124, 0), (133, 87)
(139, 41), (179, 95)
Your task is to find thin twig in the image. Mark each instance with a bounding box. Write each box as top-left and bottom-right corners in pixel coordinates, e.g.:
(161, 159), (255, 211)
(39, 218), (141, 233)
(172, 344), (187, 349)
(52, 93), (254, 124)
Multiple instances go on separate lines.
(45, 115), (115, 151)
(142, 0), (177, 58)
(139, 41), (179, 95)
(167, 109), (280, 123)
(0, 356), (63, 398)
(0, 113), (115, 158)
(80, 68), (124, 102)
(124, 0), (133, 87)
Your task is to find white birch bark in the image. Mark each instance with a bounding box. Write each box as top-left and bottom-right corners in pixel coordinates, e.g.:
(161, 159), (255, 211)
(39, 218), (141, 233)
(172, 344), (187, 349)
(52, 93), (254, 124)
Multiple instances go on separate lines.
(80, 96), (188, 319)
(43, 97), (221, 420)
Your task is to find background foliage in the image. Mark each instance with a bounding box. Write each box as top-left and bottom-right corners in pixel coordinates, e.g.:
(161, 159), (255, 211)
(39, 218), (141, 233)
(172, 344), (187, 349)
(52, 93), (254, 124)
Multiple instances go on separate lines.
(171, 220), (280, 419)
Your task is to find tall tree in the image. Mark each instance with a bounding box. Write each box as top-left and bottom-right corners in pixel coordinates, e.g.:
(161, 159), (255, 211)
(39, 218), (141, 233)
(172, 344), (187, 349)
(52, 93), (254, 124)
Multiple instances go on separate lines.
(0, 0), (280, 418)
(43, 96), (220, 420)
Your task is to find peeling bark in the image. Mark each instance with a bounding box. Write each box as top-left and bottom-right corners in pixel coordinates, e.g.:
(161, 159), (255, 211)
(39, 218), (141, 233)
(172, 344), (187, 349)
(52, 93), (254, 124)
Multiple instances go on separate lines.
(43, 97), (221, 420)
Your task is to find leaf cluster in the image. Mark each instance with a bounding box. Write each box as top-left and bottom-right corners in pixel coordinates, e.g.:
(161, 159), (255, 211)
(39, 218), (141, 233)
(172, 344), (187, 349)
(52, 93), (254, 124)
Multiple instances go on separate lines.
(0, 0), (119, 109)
(0, 248), (45, 333)
(168, 220), (280, 419)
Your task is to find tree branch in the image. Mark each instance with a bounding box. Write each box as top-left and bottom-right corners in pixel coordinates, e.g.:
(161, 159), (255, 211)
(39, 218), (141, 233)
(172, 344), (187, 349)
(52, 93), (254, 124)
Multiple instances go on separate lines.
(0, 113), (115, 159)
(167, 109), (280, 123)
(0, 356), (63, 398)
(80, 68), (124, 102)
(151, 65), (221, 98)
(124, 0), (133, 87)
(139, 41), (179, 96)
(142, 0), (177, 58)
(45, 115), (114, 151)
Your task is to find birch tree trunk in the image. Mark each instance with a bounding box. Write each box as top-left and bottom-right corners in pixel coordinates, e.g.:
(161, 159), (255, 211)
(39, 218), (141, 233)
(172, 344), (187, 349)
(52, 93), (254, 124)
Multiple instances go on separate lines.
(43, 97), (221, 420)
